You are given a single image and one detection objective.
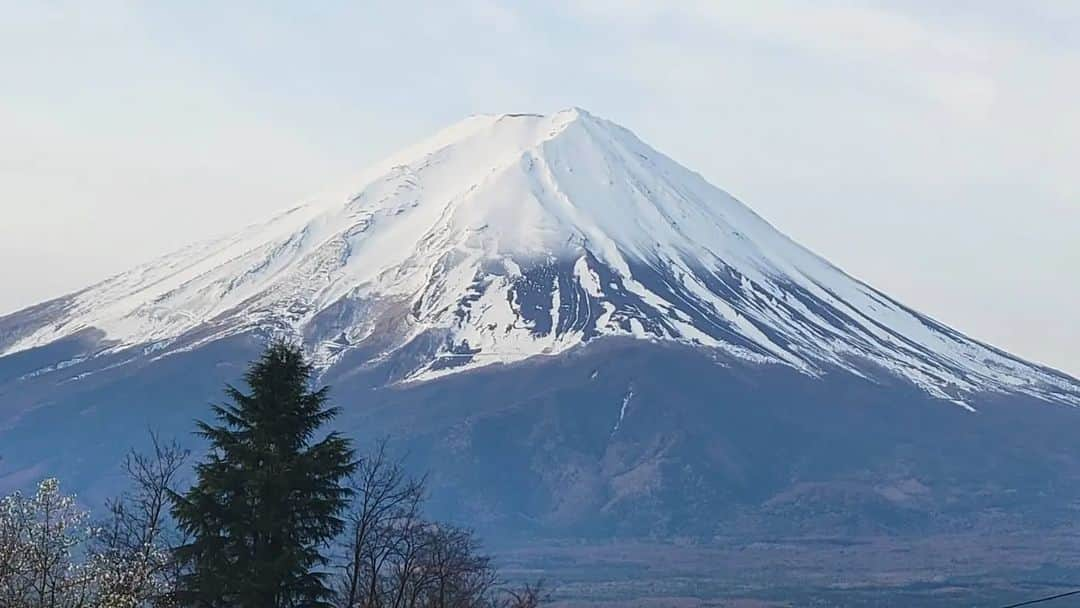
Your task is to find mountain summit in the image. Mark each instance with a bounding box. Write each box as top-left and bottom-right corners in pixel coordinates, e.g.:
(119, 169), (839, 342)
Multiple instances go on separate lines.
(3, 108), (1075, 407)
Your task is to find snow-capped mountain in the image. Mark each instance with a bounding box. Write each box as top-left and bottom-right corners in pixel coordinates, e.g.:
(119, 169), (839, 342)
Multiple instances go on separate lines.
(7, 108), (1080, 543)
(2, 107), (1075, 408)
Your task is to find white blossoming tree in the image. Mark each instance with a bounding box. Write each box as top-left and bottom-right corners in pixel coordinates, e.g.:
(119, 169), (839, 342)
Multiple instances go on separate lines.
(0, 435), (187, 608)
(0, 478), (94, 608)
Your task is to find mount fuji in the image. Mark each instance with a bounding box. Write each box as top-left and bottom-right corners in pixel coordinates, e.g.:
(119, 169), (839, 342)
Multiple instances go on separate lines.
(3, 108), (1080, 538)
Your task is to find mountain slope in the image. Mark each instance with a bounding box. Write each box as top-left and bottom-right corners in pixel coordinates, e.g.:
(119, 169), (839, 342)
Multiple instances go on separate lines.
(2, 108), (1075, 408)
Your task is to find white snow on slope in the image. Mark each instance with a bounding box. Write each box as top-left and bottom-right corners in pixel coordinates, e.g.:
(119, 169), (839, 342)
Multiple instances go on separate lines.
(1, 108), (1077, 406)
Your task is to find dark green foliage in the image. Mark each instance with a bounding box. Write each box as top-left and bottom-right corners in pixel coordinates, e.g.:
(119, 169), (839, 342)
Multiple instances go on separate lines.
(171, 342), (356, 608)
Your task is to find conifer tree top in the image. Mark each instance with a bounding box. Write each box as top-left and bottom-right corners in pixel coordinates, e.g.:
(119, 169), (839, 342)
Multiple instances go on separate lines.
(171, 341), (356, 608)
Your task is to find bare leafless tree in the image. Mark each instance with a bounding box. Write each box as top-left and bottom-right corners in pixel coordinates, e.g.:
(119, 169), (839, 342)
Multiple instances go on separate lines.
(93, 432), (189, 607)
(414, 525), (497, 608)
(498, 580), (547, 608)
(334, 441), (545, 608)
(336, 439), (425, 608)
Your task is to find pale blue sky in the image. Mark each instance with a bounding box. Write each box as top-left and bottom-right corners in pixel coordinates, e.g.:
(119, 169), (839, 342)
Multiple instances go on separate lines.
(1, 1), (1078, 373)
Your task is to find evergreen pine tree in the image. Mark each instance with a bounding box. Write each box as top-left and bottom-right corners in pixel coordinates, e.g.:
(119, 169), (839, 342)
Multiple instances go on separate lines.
(171, 342), (356, 608)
